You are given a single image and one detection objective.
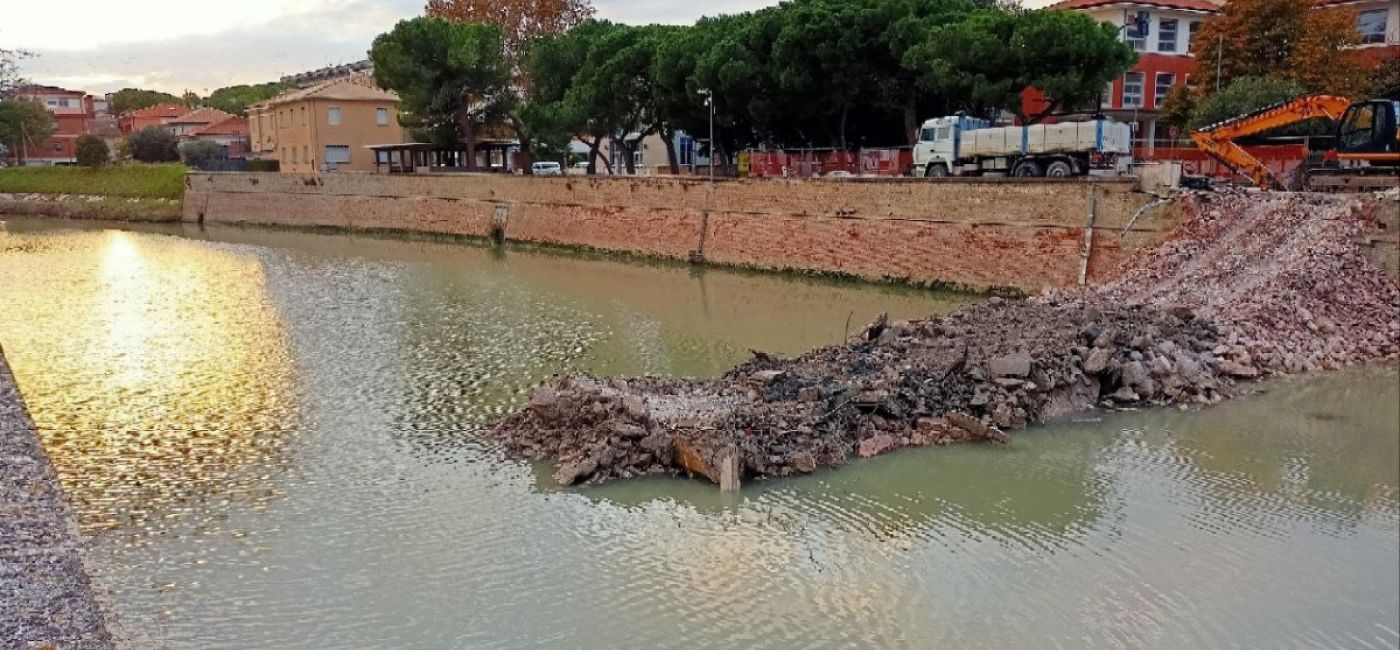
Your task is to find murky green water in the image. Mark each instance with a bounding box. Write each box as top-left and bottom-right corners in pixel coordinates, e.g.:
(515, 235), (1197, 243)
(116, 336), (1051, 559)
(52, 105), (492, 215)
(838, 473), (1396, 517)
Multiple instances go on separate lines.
(1, 218), (1396, 649)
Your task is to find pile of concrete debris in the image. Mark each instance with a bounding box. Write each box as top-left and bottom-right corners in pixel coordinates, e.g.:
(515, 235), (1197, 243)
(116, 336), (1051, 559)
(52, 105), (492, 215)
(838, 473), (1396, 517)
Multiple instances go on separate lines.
(490, 190), (1399, 487)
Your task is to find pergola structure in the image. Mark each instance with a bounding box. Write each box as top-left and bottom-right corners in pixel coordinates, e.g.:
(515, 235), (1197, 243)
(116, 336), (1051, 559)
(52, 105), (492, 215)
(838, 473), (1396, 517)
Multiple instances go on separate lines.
(367, 140), (520, 174)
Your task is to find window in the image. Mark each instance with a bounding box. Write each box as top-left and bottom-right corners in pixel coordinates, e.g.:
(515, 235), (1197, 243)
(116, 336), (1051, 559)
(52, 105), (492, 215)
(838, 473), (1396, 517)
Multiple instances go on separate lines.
(1188, 21), (1201, 47)
(376, 107), (389, 126)
(919, 127), (935, 142)
(46, 99), (59, 107)
(53, 142), (62, 152)
(678, 136), (694, 165)
(1358, 10), (1388, 45)
(300, 107), (306, 126)
(1125, 15), (1147, 51)
(292, 148), (299, 164)
(1122, 72), (1145, 108)
(934, 126), (951, 141)
(1155, 73), (1175, 107)
(324, 145), (351, 166)
(1338, 104), (1377, 150)
(328, 107), (341, 125)
(1158, 19), (1178, 52)
(303, 146), (309, 167)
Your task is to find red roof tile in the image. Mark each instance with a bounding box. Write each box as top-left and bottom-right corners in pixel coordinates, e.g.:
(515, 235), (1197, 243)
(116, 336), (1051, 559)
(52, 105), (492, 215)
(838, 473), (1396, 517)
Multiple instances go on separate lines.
(1048, 0), (1221, 12)
(119, 102), (187, 119)
(192, 116), (249, 137)
(168, 107), (235, 125)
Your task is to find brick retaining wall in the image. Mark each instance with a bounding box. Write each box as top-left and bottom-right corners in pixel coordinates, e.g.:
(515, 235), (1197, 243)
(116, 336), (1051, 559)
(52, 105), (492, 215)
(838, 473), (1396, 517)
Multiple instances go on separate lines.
(183, 172), (1180, 291)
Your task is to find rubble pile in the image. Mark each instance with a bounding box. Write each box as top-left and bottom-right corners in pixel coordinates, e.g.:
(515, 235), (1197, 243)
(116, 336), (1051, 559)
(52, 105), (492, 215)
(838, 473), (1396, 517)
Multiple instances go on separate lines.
(1086, 190), (1399, 375)
(490, 191), (1400, 487)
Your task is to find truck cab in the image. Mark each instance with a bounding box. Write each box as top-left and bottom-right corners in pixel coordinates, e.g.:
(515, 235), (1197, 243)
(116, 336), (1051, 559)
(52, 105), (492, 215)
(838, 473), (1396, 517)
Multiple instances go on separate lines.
(914, 115), (989, 177)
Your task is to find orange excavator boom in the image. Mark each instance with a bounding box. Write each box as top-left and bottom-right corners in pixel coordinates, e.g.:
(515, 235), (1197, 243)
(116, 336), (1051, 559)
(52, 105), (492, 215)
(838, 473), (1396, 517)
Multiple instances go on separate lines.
(1191, 95), (1353, 189)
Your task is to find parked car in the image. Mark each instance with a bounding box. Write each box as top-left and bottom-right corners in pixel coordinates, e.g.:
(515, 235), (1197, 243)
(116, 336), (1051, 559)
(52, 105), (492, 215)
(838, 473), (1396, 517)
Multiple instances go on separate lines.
(532, 161), (562, 175)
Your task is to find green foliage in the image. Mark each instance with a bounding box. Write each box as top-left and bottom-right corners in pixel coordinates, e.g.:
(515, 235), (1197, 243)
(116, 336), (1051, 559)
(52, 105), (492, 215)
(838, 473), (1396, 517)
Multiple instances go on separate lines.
(75, 135), (110, 167)
(126, 126), (180, 163)
(0, 164), (186, 199)
(1188, 75), (1305, 130)
(205, 82), (290, 115)
(179, 139), (224, 167)
(0, 98), (55, 160)
(370, 17), (513, 155)
(907, 9), (1134, 121)
(108, 88), (181, 116)
(405, 0), (1138, 159)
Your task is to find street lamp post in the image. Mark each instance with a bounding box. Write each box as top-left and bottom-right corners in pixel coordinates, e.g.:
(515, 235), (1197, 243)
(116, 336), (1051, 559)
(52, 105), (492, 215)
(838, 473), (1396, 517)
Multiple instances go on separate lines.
(698, 88), (714, 181)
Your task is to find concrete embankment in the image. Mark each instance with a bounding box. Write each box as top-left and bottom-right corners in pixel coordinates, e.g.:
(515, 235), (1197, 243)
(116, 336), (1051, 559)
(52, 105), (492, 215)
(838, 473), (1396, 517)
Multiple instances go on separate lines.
(0, 352), (116, 648)
(491, 190), (1400, 488)
(183, 172), (1180, 292)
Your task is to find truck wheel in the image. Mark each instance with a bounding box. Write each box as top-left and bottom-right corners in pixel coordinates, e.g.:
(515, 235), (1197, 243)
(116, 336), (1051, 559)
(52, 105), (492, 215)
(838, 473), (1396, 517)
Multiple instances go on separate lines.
(1012, 160), (1042, 177)
(1045, 160), (1074, 178)
(924, 163), (949, 178)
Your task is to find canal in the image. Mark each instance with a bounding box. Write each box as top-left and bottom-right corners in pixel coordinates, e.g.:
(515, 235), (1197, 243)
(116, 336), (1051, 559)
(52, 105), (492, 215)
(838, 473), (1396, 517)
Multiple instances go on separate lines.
(1, 218), (1396, 648)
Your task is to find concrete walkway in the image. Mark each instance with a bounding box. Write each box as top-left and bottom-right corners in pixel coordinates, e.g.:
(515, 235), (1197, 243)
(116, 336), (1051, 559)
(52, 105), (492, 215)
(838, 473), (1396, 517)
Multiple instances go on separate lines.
(0, 351), (115, 649)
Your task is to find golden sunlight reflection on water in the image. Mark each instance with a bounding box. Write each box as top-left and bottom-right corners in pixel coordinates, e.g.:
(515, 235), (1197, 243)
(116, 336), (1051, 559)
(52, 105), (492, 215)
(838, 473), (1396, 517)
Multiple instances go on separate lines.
(0, 228), (297, 533)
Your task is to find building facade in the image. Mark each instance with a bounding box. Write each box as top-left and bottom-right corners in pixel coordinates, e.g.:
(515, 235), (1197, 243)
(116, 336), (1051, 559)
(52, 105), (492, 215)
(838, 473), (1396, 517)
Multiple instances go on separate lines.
(166, 107), (236, 137)
(187, 116), (251, 160)
(117, 103), (187, 135)
(1042, 0), (1222, 152)
(259, 79), (405, 173)
(6, 85), (98, 165)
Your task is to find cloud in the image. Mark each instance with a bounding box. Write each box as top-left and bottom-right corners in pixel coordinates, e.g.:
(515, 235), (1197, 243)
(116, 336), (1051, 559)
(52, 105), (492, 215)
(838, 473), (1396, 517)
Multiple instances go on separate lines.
(16, 0), (780, 95)
(20, 0), (421, 94)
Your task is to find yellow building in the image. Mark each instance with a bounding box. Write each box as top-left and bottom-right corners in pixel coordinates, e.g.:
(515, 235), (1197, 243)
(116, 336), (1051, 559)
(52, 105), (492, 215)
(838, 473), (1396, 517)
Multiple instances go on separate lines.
(249, 79), (405, 173)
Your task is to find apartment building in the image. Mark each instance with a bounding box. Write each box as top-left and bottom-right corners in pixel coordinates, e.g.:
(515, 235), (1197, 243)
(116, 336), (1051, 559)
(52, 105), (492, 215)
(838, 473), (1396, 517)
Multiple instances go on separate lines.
(253, 79), (404, 173)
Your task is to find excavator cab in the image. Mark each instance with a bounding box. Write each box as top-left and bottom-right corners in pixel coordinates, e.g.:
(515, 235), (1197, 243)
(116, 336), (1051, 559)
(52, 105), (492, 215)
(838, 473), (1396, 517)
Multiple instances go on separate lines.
(1335, 99), (1400, 165)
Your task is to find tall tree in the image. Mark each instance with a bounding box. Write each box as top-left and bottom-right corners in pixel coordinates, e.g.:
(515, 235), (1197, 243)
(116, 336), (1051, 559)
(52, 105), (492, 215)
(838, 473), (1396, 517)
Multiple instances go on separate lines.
(905, 9), (1135, 122)
(108, 88), (181, 116)
(0, 47), (31, 95)
(206, 82), (291, 115)
(425, 0), (595, 60)
(370, 17), (512, 170)
(519, 21), (628, 174)
(1190, 0), (1369, 97)
(0, 98), (54, 164)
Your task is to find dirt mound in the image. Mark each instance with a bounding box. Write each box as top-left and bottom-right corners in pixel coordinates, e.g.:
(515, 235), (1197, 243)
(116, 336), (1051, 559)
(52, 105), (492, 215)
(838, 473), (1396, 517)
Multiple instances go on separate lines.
(490, 190), (1400, 487)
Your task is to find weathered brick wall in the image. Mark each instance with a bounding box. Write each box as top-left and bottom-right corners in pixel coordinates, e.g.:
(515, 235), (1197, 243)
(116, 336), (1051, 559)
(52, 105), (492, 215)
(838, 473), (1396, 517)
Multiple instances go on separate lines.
(183, 172), (1177, 291)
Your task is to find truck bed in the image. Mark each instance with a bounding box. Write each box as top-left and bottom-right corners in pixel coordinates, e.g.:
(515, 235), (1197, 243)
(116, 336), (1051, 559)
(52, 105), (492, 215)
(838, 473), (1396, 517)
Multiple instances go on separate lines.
(961, 120), (1131, 158)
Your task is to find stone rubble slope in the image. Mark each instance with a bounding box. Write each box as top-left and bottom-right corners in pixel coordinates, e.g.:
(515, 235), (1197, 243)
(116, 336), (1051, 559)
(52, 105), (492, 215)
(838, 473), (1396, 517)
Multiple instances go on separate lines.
(489, 190), (1400, 487)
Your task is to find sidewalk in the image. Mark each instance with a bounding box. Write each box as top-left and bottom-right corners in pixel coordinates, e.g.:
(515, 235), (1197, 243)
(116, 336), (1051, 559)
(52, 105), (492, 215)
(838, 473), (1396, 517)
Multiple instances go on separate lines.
(0, 351), (115, 649)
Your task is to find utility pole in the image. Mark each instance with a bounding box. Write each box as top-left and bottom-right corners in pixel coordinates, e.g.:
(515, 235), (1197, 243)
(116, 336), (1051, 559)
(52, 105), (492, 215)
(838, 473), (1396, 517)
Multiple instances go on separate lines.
(698, 88), (714, 181)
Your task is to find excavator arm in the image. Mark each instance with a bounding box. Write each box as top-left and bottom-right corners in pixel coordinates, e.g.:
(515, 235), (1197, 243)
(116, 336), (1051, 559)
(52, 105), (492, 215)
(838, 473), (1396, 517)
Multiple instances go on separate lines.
(1191, 95), (1353, 190)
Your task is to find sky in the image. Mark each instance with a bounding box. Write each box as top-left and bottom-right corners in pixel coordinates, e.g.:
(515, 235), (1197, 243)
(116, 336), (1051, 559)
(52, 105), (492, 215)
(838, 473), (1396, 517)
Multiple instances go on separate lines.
(1, 0), (780, 95)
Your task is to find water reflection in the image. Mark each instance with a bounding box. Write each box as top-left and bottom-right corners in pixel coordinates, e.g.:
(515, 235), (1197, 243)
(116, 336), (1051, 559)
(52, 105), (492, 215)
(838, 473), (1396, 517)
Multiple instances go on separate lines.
(0, 226), (297, 534)
(0, 219), (1395, 649)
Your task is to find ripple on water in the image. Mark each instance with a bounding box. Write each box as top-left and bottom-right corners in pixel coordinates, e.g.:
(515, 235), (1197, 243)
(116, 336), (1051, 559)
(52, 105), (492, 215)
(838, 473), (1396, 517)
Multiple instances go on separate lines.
(0, 221), (1395, 649)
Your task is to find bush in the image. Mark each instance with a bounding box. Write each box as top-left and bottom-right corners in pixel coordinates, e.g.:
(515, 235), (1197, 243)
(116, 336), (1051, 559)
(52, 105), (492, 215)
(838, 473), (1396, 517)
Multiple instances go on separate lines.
(126, 126), (180, 163)
(179, 139), (224, 168)
(75, 135), (110, 167)
(247, 158), (280, 172)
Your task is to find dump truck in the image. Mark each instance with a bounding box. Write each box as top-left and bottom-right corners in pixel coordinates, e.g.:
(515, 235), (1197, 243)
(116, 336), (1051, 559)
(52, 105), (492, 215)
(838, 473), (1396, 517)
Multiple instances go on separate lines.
(913, 115), (1133, 178)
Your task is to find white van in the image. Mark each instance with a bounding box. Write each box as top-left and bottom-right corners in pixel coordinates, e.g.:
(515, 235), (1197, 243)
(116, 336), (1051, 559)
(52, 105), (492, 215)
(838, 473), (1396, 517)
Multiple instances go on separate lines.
(531, 161), (562, 176)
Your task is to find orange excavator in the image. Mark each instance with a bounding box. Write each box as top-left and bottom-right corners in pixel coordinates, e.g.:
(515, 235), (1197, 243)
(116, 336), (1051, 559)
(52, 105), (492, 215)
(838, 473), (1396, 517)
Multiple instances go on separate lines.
(1191, 95), (1400, 191)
